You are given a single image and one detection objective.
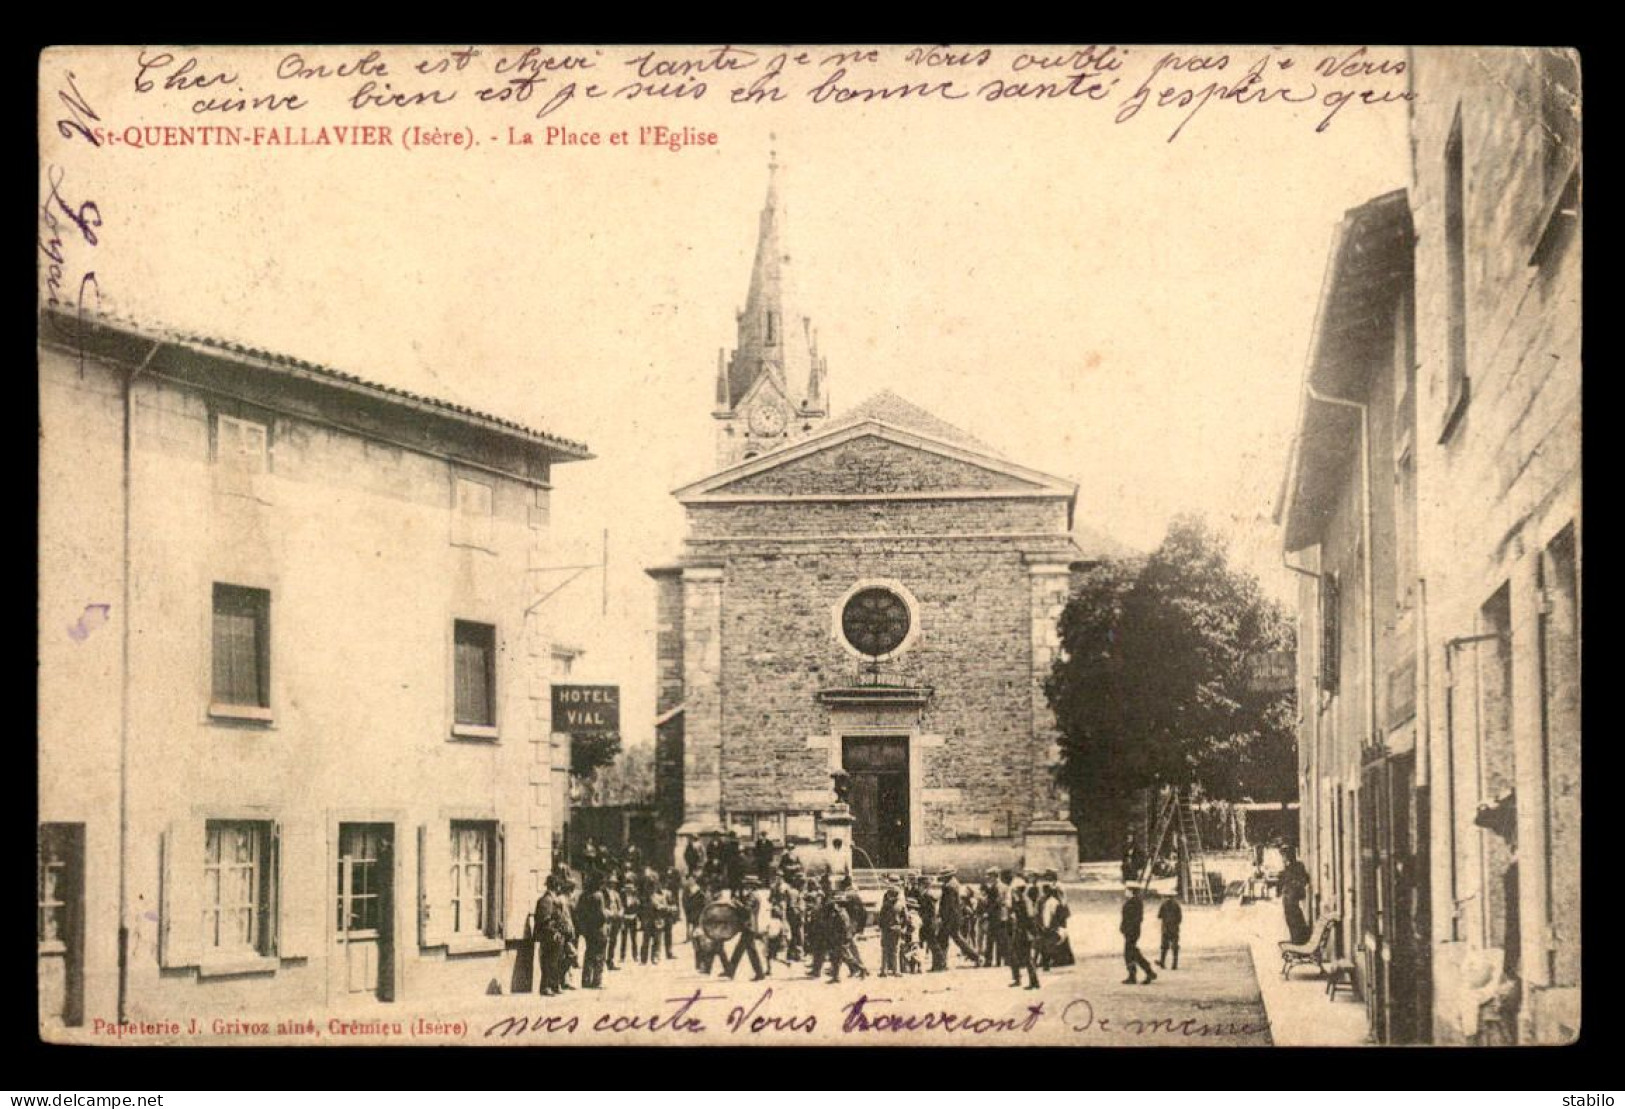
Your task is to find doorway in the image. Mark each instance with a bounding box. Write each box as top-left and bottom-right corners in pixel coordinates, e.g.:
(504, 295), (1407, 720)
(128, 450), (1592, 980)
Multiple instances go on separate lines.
(38, 824), (84, 1027)
(842, 736), (909, 868)
(334, 823), (394, 1001)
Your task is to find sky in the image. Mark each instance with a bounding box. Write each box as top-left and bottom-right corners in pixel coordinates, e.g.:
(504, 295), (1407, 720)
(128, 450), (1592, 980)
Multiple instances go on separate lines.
(39, 44), (1417, 750)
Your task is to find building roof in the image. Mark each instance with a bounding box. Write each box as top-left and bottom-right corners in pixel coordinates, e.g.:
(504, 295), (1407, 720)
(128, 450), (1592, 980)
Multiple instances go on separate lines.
(1277, 190), (1414, 551)
(39, 306), (594, 462)
(821, 389), (995, 454)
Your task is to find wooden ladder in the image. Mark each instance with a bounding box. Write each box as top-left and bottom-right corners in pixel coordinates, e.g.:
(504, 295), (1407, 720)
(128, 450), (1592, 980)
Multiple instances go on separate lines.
(1177, 791), (1214, 905)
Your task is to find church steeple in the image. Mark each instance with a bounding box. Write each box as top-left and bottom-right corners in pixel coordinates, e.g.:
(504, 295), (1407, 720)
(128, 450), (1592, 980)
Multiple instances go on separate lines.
(715, 145), (829, 469)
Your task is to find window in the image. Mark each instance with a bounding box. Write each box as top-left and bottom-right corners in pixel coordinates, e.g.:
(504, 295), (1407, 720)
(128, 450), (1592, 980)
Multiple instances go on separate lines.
(451, 476), (494, 549)
(204, 820), (274, 957)
(336, 824), (387, 935)
(453, 621), (496, 733)
(835, 580), (920, 662)
(216, 413), (270, 475)
(1319, 573), (1341, 695)
(212, 584), (271, 717)
(38, 832), (71, 954)
(449, 822), (496, 938)
(1440, 109), (1470, 441)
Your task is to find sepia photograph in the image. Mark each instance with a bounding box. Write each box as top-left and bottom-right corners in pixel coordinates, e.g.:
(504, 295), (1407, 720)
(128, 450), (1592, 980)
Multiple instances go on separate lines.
(36, 44), (1580, 1050)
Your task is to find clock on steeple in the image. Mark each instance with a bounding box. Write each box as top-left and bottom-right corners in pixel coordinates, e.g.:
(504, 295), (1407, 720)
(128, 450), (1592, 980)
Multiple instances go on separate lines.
(712, 147), (829, 470)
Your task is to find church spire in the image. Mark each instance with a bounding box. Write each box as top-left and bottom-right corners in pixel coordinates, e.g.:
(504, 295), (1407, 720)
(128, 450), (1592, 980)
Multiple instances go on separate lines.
(714, 144), (830, 469)
(723, 143), (824, 418)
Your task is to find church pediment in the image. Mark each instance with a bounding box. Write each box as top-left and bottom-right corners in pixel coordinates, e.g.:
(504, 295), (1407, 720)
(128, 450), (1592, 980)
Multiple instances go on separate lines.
(676, 421), (1076, 503)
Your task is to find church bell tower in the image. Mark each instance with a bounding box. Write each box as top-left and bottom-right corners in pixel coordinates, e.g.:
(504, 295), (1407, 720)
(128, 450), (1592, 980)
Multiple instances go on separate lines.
(713, 148), (830, 469)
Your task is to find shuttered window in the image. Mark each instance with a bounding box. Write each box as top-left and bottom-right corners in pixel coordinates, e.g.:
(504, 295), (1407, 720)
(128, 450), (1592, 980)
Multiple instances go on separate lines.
(212, 585), (270, 708)
(450, 822), (491, 937)
(1320, 573), (1341, 695)
(453, 621), (495, 727)
(203, 821), (273, 956)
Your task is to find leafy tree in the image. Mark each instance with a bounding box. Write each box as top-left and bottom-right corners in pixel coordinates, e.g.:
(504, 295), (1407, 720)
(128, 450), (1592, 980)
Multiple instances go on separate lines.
(1044, 515), (1296, 857)
(578, 742), (656, 806)
(570, 731), (623, 781)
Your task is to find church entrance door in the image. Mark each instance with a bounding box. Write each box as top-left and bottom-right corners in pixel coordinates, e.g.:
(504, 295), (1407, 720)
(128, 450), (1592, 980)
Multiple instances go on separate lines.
(842, 736), (909, 869)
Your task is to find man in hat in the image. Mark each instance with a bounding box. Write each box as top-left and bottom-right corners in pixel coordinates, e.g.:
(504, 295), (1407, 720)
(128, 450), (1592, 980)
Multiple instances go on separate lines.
(534, 875), (568, 997)
(602, 876), (623, 972)
(1157, 891), (1183, 970)
(577, 873), (609, 989)
(916, 874), (945, 971)
(878, 877), (905, 977)
(754, 834), (777, 882)
(803, 884), (830, 979)
(1122, 832), (1145, 885)
(901, 889), (924, 974)
(1120, 885), (1157, 985)
(937, 867), (984, 968)
(982, 868), (1011, 968)
(780, 875), (805, 963)
(838, 876), (868, 939)
(618, 878), (642, 965)
(722, 875), (769, 981)
(1007, 873), (1041, 990)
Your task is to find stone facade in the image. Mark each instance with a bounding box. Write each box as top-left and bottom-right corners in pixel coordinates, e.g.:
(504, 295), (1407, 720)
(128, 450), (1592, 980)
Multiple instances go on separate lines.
(1280, 48), (1579, 1045)
(652, 166), (1099, 873)
(1410, 47), (1580, 1048)
(38, 310), (589, 1031)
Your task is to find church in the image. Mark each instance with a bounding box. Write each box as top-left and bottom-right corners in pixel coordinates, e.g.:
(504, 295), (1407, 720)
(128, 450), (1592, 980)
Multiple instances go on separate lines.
(650, 158), (1116, 875)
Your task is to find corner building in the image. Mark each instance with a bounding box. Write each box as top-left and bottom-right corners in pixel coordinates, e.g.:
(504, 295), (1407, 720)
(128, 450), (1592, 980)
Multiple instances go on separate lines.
(651, 162), (1109, 874)
(39, 309), (589, 1031)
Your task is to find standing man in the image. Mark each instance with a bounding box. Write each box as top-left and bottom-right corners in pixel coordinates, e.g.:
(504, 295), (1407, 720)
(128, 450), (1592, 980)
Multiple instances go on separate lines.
(918, 875), (945, 972)
(1123, 833), (1146, 885)
(1158, 892), (1183, 970)
(533, 876), (565, 997)
(722, 876), (769, 982)
(1278, 845), (1312, 945)
(602, 877), (623, 972)
(982, 868), (1010, 969)
(683, 836), (705, 878)
(754, 834), (776, 882)
(937, 868), (983, 968)
(1007, 874), (1040, 990)
(639, 879), (668, 965)
(619, 879), (641, 966)
(878, 882), (904, 977)
(577, 875), (609, 989)
(682, 869), (708, 948)
(1120, 886), (1157, 985)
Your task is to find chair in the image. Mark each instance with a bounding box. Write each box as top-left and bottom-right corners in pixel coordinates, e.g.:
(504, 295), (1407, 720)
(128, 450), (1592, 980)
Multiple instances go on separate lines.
(1278, 913), (1340, 979)
(1324, 958), (1357, 998)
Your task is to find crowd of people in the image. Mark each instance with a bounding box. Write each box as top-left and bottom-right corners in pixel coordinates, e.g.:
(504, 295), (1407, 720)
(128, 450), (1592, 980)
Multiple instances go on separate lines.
(523, 834), (1092, 995)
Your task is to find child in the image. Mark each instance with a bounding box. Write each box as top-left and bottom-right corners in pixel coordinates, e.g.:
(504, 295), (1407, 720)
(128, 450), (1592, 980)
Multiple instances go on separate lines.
(901, 896), (924, 974)
(1158, 893), (1183, 970)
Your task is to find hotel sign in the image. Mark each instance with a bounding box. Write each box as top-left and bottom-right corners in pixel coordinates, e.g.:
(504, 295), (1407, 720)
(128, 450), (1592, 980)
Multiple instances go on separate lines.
(1245, 651), (1296, 695)
(551, 684), (620, 736)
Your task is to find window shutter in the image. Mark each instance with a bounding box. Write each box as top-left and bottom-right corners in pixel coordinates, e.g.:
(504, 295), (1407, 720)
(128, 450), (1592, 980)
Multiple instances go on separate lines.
(418, 823), (450, 948)
(275, 820), (321, 959)
(495, 823), (512, 940)
(159, 819), (203, 968)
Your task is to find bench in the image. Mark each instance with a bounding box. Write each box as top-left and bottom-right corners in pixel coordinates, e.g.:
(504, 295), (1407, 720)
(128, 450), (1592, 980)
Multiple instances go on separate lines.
(1278, 913), (1340, 979)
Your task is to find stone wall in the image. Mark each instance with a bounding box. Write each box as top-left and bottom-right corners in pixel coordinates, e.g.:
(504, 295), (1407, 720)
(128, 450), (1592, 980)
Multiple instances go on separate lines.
(1409, 47), (1580, 1045)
